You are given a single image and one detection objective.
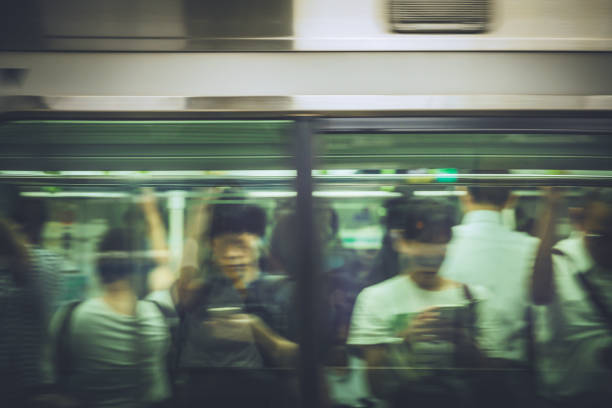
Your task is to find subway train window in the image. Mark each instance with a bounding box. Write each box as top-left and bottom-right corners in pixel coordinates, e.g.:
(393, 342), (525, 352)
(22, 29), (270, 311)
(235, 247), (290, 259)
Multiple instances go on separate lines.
(0, 120), (301, 407)
(314, 120), (612, 408)
(314, 171), (612, 408)
(1, 117), (612, 408)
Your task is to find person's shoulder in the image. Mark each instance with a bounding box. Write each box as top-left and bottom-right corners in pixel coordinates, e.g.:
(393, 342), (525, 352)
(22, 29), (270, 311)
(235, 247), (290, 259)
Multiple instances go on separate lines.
(466, 284), (491, 301)
(359, 275), (408, 299)
(551, 236), (587, 272)
(553, 236), (582, 255)
(146, 290), (179, 318)
(68, 298), (110, 330)
(451, 221), (537, 244)
(71, 298), (104, 316)
(138, 298), (170, 319)
(506, 229), (540, 246)
(146, 289), (173, 306)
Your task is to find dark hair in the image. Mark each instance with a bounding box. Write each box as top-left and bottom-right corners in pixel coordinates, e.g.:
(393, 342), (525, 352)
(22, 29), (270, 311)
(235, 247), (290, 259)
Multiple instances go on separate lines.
(11, 197), (48, 244)
(269, 212), (299, 276)
(583, 188), (612, 210)
(386, 198), (456, 243)
(209, 203), (267, 239)
(0, 218), (29, 286)
(467, 186), (510, 207)
(96, 228), (137, 284)
(314, 199), (339, 238)
(467, 170), (511, 207)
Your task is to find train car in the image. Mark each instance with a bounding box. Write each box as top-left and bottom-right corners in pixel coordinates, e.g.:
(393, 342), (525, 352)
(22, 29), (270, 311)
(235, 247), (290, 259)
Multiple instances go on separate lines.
(1, 1), (612, 407)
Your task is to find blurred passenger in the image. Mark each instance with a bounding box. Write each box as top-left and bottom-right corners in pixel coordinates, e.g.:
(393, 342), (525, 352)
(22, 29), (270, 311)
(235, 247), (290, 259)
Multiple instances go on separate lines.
(367, 198), (406, 284)
(146, 191), (215, 396)
(0, 217), (48, 406)
(532, 189), (612, 407)
(316, 201), (374, 346)
(348, 198), (492, 408)
(438, 183), (541, 406)
(11, 196), (62, 316)
(123, 188), (172, 298)
(176, 200), (297, 408)
(47, 228), (170, 408)
(439, 185), (540, 363)
(252, 211), (299, 341)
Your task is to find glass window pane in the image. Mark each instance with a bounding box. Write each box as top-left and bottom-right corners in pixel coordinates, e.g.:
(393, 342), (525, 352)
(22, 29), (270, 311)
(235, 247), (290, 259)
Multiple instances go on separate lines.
(315, 122), (612, 408)
(0, 119), (299, 408)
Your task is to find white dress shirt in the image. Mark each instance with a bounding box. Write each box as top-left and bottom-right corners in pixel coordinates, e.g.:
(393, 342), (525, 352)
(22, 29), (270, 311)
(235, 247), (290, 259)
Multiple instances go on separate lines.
(439, 210), (540, 361)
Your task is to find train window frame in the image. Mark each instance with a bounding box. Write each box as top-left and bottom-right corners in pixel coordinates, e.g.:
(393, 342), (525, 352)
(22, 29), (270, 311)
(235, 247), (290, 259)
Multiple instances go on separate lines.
(1, 113), (612, 408)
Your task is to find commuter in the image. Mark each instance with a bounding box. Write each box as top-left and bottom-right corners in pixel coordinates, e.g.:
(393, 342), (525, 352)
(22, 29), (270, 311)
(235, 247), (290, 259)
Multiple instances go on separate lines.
(348, 198), (493, 408)
(439, 184), (540, 356)
(1, 191), (61, 406)
(532, 189), (612, 407)
(437, 182), (541, 406)
(176, 200), (297, 408)
(46, 228), (171, 408)
(123, 188), (172, 298)
(317, 202), (374, 347)
(367, 198), (407, 284)
(0, 217), (48, 407)
(11, 196), (62, 316)
(250, 211), (299, 342)
(146, 191), (215, 398)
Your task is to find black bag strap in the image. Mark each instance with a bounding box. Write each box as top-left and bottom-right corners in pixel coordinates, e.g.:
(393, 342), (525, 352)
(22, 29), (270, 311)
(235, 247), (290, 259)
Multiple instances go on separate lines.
(146, 299), (166, 317)
(553, 247), (612, 333)
(460, 284), (478, 345)
(576, 271), (612, 333)
(55, 300), (82, 389)
(523, 304), (537, 389)
(461, 283), (474, 302)
(461, 284), (476, 320)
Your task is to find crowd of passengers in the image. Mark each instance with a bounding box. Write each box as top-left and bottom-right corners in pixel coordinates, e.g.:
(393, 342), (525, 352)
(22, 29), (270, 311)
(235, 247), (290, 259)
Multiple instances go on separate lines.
(1, 185), (611, 408)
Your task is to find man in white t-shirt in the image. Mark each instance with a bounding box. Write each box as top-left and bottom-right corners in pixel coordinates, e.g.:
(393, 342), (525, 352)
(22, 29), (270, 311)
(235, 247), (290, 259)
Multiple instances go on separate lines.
(533, 189), (612, 406)
(348, 198), (494, 408)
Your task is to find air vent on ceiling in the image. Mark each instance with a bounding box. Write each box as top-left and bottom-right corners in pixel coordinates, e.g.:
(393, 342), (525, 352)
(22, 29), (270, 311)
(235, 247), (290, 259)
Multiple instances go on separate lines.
(389, 0), (489, 33)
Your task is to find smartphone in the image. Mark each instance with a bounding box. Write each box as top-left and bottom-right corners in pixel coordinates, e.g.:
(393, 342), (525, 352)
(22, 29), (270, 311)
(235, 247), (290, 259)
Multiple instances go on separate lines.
(435, 305), (465, 327)
(207, 306), (241, 318)
(390, 312), (412, 334)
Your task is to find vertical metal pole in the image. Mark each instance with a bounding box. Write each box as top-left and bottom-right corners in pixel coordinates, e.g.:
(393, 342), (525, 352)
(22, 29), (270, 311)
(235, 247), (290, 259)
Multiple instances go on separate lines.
(295, 118), (320, 408)
(167, 190), (185, 273)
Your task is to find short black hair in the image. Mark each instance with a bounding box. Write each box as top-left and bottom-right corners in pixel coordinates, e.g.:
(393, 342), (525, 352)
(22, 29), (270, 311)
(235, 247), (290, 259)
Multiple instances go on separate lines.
(11, 197), (48, 244)
(209, 203), (267, 239)
(467, 186), (511, 207)
(386, 198), (456, 243)
(96, 228), (137, 284)
(467, 170), (511, 207)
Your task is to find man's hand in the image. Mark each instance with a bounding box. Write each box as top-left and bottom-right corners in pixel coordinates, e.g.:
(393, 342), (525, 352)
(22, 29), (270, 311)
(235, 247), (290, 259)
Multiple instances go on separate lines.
(398, 307), (450, 344)
(185, 187), (223, 242)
